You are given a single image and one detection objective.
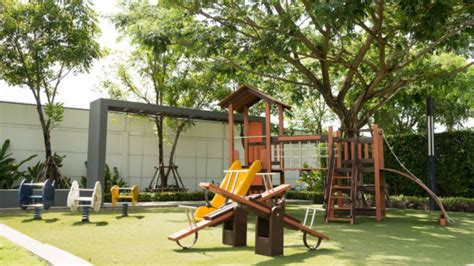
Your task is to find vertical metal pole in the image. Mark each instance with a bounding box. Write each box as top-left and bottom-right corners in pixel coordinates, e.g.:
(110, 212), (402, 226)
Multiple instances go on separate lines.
(87, 99), (108, 189)
(427, 97), (437, 211)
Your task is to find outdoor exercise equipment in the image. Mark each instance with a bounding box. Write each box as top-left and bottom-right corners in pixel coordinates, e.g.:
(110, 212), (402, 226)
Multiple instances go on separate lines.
(111, 185), (139, 216)
(67, 181), (102, 222)
(221, 85), (449, 225)
(18, 179), (55, 220)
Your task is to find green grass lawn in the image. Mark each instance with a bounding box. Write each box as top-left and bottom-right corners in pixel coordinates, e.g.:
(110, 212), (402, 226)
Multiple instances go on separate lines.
(0, 236), (47, 265)
(0, 205), (473, 265)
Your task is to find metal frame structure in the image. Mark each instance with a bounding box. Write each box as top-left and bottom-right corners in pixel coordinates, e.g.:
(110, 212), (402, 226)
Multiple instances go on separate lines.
(86, 98), (263, 189)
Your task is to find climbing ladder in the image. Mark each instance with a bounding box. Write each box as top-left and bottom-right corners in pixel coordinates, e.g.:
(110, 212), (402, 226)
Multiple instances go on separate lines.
(325, 134), (361, 224)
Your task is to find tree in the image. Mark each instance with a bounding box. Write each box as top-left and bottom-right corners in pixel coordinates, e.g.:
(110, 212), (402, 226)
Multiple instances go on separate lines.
(0, 0), (100, 185)
(375, 53), (474, 134)
(104, 1), (229, 189)
(172, 1), (473, 130)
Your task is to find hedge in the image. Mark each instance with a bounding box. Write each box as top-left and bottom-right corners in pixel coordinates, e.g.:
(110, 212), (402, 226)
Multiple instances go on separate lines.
(383, 130), (473, 197)
(286, 190), (324, 204)
(104, 190), (473, 212)
(389, 195), (474, 212)
(104, 191), (212, 203)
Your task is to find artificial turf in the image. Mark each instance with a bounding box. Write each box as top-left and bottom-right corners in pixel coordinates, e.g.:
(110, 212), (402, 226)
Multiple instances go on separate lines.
(0, 205), (472, 265)
(0, 236), (47, 265)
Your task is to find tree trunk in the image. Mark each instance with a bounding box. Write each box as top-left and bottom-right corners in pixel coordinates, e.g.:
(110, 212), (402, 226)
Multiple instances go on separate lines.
(164, 121), (187, 182)
(155, 115), (166, 188)
(34, 99), (58, 181)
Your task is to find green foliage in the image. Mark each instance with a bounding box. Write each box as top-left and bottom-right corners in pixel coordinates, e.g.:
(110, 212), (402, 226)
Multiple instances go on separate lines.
(375, 54), (474, 134)
(286, 190), (325, 204)
(23, 153), (70, 188)
(0, 139), (36, 189)
(81, 162), (127, 191)
(0, 0), (101, 181)
(167, 1), (472, 129)
(103, 191), (211, 203)
(104, 164), (127, 192)
(389, 195), (474, 212)
(44, 103), (65, 131)
(384, 131), (474, 197)
(298, 164), (326, 191)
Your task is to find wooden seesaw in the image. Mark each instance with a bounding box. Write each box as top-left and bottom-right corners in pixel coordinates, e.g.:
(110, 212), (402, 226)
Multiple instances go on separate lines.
(168, 178), (330, 256)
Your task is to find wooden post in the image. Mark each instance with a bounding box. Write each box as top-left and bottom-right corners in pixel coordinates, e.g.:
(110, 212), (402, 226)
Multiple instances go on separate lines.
(243, 106), (249, 166)
(336, 129), (343, 209)
(278, 105), (284, 136)
(265, 101), (272, 172)
(372, 124), (382, 221)
(378, 128), (386, 216)
(327, 126), (333, 167)
(228, 103), (235, 166)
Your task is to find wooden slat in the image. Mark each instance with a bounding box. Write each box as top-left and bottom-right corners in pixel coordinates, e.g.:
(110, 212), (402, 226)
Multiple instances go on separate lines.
(204, 203), (237, 220)
(168, 212), (234, 241)
(277, 135), (323, 142)
(201, 183), (330, 240)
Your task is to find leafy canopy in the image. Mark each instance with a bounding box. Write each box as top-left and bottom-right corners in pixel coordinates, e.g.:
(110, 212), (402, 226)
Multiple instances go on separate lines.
(170, 0), (473, 129)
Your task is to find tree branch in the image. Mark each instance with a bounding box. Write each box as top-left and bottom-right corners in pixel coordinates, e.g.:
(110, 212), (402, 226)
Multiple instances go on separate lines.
(220, 57), (313, 87)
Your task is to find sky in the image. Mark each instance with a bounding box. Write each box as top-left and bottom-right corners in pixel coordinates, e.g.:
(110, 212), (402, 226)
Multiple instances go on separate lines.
(0, 1), (127, 109)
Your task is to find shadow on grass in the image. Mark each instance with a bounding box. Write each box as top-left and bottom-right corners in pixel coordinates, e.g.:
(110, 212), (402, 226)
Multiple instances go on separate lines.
(255, 248), (336, 265)
(71, 221), (108, 227)
(115, 215), (145, 220)
(21, 218), (59, 223)
(174, 245), (254, 254)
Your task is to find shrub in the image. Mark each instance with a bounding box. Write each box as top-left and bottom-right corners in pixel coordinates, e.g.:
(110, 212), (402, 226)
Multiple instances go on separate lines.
(81, 162), (127, 191)
(286, 190), (324, 204)
(384, 130), (473, 197)
(389, 195), (474, 212)
(0, 139), (36, 189)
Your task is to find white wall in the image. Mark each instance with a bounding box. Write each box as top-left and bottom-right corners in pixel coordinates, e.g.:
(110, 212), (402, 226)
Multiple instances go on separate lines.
(0, 101), (300, 191)
(0, 102), (235, 191)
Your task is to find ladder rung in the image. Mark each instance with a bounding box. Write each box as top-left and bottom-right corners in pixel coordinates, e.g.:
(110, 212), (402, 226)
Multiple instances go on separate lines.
(327, 217), (353, 221)
(335, 168), (352, 173)
(341, 159), (374, 164)
(332, 206), (352, 210)
(333, 185), (352, 190)
(330, 196), (351, 200)
(334, 175), (351, 179)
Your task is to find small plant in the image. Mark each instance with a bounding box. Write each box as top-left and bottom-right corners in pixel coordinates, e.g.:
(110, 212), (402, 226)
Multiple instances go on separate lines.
(24, 153), (71, 188)
(81, 162), (127, 191)
(298, 163), (326, 191)
(0, 139), (36, 189)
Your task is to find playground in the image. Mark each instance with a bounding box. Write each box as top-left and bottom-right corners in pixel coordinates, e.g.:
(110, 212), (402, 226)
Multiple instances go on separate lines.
(1, 206), (473, 265)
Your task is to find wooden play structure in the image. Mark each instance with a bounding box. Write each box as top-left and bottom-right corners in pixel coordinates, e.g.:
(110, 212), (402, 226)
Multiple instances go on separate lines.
(220, 85), (449, 225)
(168, 160), (330, 256)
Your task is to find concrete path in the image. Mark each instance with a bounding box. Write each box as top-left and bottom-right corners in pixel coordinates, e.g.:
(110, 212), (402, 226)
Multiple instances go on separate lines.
(0, 224), (91, 266)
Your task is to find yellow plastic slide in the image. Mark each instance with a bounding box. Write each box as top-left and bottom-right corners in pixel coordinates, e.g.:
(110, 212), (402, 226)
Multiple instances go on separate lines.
(194, 160), (262, 221)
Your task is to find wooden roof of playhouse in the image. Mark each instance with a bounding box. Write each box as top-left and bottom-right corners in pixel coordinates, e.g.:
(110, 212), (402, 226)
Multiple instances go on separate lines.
(219, 84), (291, 113)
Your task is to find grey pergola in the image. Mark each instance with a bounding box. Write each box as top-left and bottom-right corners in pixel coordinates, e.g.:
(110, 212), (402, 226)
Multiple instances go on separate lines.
(86, 98), (262, 189)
